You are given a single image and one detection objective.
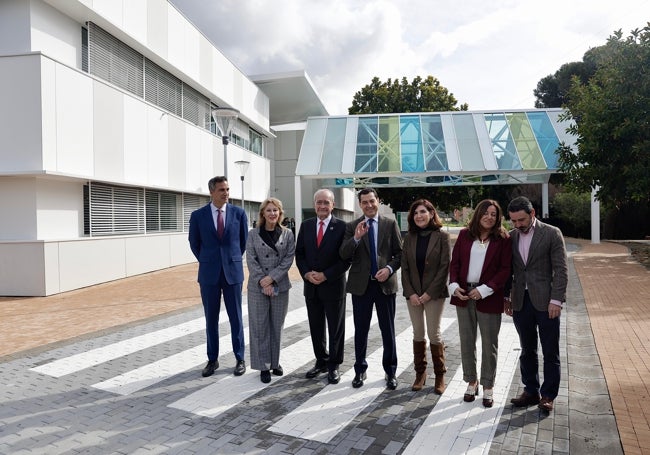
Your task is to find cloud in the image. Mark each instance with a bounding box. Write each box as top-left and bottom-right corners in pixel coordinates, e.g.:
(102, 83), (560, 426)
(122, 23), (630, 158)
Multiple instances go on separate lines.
(172, 0), (650, 115)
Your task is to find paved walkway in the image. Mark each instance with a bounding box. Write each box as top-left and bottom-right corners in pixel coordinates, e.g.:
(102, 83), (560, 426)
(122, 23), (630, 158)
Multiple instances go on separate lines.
(0, 239), (647, 454)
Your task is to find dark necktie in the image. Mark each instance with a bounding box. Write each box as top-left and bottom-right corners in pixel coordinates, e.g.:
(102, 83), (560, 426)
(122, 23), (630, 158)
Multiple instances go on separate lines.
(317, 220), (324, 247)
(367, 218), (378, 276)
(217, 209), (224, 239)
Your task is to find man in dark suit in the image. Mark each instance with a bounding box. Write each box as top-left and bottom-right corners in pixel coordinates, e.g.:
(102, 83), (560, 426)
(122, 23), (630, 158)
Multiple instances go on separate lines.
(295, 189), (350, 384)
(340, 188), (402, 390)
(189, 176), (248, 378)
(504, 196), (568, 412)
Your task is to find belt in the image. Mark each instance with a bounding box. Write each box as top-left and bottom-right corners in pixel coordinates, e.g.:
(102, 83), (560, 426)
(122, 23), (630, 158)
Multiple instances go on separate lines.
(466, 282), (480, 288)
(369, 275), (378, 281)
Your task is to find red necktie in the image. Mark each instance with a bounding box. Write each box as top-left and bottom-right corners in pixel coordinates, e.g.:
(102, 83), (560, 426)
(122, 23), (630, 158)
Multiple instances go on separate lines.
(217, 209), (224, 238)
(317, 221), (324, 247)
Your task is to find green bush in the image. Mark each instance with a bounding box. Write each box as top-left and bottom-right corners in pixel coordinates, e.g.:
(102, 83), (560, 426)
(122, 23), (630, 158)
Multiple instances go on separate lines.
(549, 192), (593, 238)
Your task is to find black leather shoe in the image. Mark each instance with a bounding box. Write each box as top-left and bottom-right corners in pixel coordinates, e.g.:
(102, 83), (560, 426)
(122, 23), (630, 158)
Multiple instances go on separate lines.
(352, 372), (367, 388)
(234, 360), (246, 376)
(305, 364), (327, 378)
(327, 369), (340, 384)
(272, 365), (284, 376)
(260, 370), (271, 383)
(385, 375), (398, 390)
(201, 360), (218, 377)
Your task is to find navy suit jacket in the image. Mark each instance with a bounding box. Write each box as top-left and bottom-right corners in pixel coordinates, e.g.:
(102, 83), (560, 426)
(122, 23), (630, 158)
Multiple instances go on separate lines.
(295, 216), (350, 300)
(188, 202), (248, 286)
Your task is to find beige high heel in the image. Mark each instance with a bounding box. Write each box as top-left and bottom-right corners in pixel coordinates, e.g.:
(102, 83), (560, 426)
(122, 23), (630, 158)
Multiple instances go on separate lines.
(483, 388), (494, 407)
(463, 381), (479, 402)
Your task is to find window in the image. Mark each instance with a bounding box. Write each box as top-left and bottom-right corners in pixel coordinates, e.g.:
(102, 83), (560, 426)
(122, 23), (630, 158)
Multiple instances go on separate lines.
(182, 84), (211, 128)
(145, 59), (182, 117)
(146, 190), (182, 232)
(87, 22), (143, 97)
(81, 27), (88, 73)
(85, 183), (145, 236)
(250, 129), (263, 156)
(84, 183), (209, 237)
(183, 194), (210, 231)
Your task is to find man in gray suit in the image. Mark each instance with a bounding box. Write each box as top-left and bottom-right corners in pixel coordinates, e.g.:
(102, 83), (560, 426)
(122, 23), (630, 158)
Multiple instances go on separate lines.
(504, 196), (568, 412)
(340, 188), (402, 390)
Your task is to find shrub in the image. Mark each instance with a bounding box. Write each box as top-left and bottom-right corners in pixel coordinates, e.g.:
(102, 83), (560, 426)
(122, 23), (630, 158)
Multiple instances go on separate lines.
(549, 192), (593, 238)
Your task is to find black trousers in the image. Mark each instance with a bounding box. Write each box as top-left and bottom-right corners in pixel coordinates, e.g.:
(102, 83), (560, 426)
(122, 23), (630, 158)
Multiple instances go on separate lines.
(352, 280), (397, 376)
(305, 295), (346, 370)
(513, 291), (561, 399)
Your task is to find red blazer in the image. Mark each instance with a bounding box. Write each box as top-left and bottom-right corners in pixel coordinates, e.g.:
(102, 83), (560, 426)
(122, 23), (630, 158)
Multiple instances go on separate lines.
(449, 228), (512, 313)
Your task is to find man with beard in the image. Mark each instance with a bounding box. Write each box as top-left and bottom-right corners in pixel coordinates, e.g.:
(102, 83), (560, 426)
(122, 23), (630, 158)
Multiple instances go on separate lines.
(505, 196), (568, 413)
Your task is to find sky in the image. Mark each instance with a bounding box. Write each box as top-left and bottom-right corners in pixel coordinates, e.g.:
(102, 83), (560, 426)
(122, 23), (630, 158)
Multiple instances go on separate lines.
(170, 0), (650, 116)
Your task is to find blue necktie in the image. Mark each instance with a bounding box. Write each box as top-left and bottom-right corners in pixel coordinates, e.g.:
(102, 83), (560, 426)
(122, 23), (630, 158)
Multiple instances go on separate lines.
(367, 218), (378, 276)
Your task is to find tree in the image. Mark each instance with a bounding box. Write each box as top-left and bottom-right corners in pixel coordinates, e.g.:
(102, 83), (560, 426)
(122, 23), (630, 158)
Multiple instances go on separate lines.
(558, 26), (650, 209)
(349, 76), (468, 115)
(549, 191), (594, 238)
(534, 60), (597, 108)
(378, 185), (516, 218)
(348, 76), (468, 211)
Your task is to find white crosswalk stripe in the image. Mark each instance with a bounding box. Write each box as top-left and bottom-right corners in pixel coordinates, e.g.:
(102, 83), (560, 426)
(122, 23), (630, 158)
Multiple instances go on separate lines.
(268, 317), (456, 443)
(167, 315), (365, 417)
(30, 316), (211, 377)
(92, 306), (307, 395)
(24, 288), (522, 454)
(402, 320), (520, 455)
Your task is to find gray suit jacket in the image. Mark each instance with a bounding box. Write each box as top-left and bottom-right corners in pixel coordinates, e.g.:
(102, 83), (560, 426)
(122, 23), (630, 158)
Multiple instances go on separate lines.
(508, 219), (568, 312)
(246, 227), (295, 294)
(339, 215), (402, 296)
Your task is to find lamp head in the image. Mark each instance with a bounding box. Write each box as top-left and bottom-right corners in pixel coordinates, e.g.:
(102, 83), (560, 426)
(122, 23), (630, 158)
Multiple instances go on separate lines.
(212, 107), (240, 140)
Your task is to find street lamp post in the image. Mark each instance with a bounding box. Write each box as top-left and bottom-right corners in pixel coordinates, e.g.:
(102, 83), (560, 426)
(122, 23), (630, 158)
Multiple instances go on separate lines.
(212, 107), (240, 178)
(234, 160), (250, 216)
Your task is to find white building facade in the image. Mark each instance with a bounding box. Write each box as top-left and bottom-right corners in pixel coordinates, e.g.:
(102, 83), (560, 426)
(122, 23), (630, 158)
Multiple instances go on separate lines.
(0, 0), (351, 296)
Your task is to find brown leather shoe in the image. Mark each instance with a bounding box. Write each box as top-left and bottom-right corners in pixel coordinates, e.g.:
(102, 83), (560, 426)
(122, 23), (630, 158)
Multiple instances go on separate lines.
(538, 397), (554, 412)
(510, 391), (541, 407)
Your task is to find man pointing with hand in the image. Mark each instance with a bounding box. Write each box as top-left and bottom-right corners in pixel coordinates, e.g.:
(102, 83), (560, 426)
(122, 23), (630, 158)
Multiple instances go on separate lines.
(340, 188), (402, 390)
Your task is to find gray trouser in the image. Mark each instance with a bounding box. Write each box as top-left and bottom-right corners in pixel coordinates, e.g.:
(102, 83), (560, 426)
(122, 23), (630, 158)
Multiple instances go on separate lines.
(455, 301), (502, 388)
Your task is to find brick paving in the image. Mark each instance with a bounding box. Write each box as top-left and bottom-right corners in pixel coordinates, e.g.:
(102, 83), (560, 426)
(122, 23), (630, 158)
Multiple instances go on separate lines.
(0, 238), (646, 454)
(571, 240), (650, 455)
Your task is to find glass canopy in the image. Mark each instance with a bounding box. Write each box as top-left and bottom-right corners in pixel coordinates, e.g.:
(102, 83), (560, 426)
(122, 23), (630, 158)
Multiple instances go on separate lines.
(295, 108), (575, 187)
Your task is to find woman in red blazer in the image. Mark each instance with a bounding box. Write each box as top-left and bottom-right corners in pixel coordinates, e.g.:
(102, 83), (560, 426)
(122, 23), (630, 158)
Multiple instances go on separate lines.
(448, 199), (512, 407)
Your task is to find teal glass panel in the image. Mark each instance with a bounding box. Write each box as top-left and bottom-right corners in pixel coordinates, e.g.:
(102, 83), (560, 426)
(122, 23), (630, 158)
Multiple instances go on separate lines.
(453, 114), (484, 170)
(421, 114), (448, 171)
(320, 118), (347, 173)
(378, 116), (401, 172)
(484, 113), (522, 170)
(527, 111), (560, 168)
(507, 113), (546, 169)
(400, 115), (423, 172)
(355, 117), (378, 173)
